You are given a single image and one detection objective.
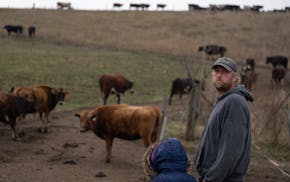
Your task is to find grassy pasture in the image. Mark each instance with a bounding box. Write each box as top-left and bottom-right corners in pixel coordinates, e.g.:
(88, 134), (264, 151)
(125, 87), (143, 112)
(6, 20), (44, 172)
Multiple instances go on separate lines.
(0, 36), (191, 110)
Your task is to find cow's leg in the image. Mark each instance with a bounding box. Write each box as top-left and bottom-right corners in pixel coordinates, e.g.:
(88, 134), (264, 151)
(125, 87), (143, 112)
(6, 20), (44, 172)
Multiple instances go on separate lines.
(116, 94), (121, 104)
(43, 112), (49, 133)
(104, 137), (114, 163)
(38, 112), (47, 133)
(103, 89), (110, 105)
(18, 114), (26, 137)
(140, 129), (152, 147)
(168, 91), (174, 105)
(9, 118), (17, 141)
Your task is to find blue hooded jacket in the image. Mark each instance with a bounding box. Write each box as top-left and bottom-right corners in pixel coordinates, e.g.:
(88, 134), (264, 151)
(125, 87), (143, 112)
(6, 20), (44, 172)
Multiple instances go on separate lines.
(149, 138), (196, 182)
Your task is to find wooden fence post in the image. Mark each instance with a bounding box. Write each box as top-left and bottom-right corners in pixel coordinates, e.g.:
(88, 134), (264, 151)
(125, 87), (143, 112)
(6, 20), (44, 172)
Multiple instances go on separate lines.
(285, 104), (290, 140)
(185, 82), (200, 141)
(158, 97), (168, 141)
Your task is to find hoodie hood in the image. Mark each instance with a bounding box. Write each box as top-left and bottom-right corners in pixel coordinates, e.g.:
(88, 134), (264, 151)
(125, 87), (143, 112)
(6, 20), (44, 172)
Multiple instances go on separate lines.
(149, 138), (189, 173)
(218, 84), (254, 102)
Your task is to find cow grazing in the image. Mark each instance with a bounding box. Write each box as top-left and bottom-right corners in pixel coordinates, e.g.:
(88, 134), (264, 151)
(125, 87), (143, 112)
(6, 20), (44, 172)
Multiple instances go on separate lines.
(157, 4), (166, 10)
(266, 55), (288, 69)
(99, 74), (134, 105)
(113, 3), (123, 8)
(28, 26), (36, 38)
(188, 4), (207, 11)
(74, 104), (162, 163)
(130, 3), (141, 10)
(198, 45), (227, 60)
(3, 25), (23, 36)
(11, 85), (69, 133)
(272, 65), (287, 88)
(168, 78), (200, 105)
(0, 91), (35, 140)
(220, 5), (241, 11)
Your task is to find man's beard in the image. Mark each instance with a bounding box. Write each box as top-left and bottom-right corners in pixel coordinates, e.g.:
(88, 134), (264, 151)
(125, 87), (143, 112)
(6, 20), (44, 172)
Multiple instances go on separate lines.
(213, 80), (232, 92)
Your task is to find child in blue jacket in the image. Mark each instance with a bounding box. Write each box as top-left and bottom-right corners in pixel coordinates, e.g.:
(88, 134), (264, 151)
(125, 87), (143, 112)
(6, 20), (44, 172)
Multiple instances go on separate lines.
(144, 137), (196, 182)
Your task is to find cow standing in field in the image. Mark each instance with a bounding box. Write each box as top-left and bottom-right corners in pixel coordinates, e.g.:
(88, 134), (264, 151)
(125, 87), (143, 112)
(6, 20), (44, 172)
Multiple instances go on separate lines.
(57, 2), (72, 10)
(11, 85), (69, 134)
(272, 65), (287, 88)
(113, 3), (123, 9)
(28, 26), (36, 38)
(74, 104), (162, 163)
(169, 78), (198, 105)
(3, 25), (23, 36)
(266, 55), (288, 69)
(0, 91), (35, 140)
(198, 45), (227, 60)
(240, 63), (257, 91)
(99, 74), (134, 105)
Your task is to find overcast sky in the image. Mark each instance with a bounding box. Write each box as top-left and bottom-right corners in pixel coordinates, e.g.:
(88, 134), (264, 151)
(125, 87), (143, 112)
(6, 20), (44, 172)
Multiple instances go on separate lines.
(0, 0), (289, 11)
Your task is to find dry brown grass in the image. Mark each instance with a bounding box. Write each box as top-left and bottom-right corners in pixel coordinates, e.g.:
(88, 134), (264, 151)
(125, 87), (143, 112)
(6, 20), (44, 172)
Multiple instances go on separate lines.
(1, 9), (289, 64)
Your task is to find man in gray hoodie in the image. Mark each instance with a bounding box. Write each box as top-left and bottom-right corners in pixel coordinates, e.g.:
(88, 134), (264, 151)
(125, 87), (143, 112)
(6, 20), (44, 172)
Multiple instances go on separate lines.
(194, 57), (254, 182)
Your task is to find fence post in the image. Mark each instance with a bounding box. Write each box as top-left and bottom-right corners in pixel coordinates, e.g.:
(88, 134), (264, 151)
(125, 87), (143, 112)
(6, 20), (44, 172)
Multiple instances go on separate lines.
(185, 82), (200, 141)
(285, 104), (290, 140)
(158, 97), (168, 141)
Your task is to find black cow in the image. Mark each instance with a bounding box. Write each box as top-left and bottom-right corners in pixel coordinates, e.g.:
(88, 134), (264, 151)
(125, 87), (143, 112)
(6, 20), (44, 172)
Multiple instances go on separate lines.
(3, 25), (23, 36)
(0, 92), (35, 140)
(168, 78), (200, 105)
(130, 3), (141, 10)
(157, 4), (166, 10)
(246, 58), (256, 70)
(266, 55), (288, 69)
(188, 4), (206, 11)
(220, 5), (241, 11)
(28, 26), (36, 38)
(113, 3), (123, 8)
(198, 45), (227, 60)
(272, 65), (287, 88)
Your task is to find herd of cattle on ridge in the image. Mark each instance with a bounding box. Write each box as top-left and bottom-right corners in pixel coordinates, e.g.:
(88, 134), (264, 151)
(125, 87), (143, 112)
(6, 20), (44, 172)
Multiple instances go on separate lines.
(54, 1), (290, 13)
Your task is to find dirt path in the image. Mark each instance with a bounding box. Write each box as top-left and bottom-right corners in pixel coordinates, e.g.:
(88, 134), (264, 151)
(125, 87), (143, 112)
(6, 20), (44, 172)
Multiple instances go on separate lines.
(0, 106), (289, 182)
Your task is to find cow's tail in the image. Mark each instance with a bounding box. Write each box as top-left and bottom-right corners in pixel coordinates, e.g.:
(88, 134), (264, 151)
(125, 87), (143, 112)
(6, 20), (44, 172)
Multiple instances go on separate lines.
(151, 107), (163, 143)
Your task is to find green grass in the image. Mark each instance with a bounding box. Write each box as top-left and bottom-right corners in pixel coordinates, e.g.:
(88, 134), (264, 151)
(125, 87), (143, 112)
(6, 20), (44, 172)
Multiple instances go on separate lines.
(0, 36), (193, 110)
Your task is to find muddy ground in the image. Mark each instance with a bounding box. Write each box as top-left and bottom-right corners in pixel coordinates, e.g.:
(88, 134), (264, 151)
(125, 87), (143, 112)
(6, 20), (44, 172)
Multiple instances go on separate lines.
(0, 102), (290, 182)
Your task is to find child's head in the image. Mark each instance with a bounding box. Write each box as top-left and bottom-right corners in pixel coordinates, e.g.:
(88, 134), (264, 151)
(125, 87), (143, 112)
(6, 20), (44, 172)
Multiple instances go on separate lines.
(144, 138), (191, 179)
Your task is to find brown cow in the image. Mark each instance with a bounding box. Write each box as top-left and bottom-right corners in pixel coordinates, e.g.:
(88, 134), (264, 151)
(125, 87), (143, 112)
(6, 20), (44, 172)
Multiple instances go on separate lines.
(99, 74), (134, 105)
(240, 63), (257, 91)
(74, 104), (162, 163)
(11, 85), (69, 134)
(0, 91), (35, 140)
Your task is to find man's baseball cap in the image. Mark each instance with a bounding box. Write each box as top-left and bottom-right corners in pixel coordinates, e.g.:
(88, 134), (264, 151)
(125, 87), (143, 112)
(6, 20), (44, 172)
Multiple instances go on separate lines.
(212, 57), (238, 72)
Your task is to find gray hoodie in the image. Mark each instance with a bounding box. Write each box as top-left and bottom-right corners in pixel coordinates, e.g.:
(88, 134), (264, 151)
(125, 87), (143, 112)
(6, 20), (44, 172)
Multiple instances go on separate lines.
(194, 85), (254, 182)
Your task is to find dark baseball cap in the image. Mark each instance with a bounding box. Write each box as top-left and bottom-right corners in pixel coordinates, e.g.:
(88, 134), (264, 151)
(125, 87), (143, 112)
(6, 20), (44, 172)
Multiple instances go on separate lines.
(212, 57), (238, 72)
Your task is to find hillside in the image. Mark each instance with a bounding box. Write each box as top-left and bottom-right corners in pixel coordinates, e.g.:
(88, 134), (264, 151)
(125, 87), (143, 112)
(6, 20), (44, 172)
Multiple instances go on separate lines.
(1, 9), (290, 65)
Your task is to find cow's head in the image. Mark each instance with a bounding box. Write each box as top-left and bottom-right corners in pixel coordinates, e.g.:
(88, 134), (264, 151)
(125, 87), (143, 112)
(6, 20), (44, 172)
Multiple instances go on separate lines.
(52, 88), (70, 105)
(74, 111), (90, 132)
